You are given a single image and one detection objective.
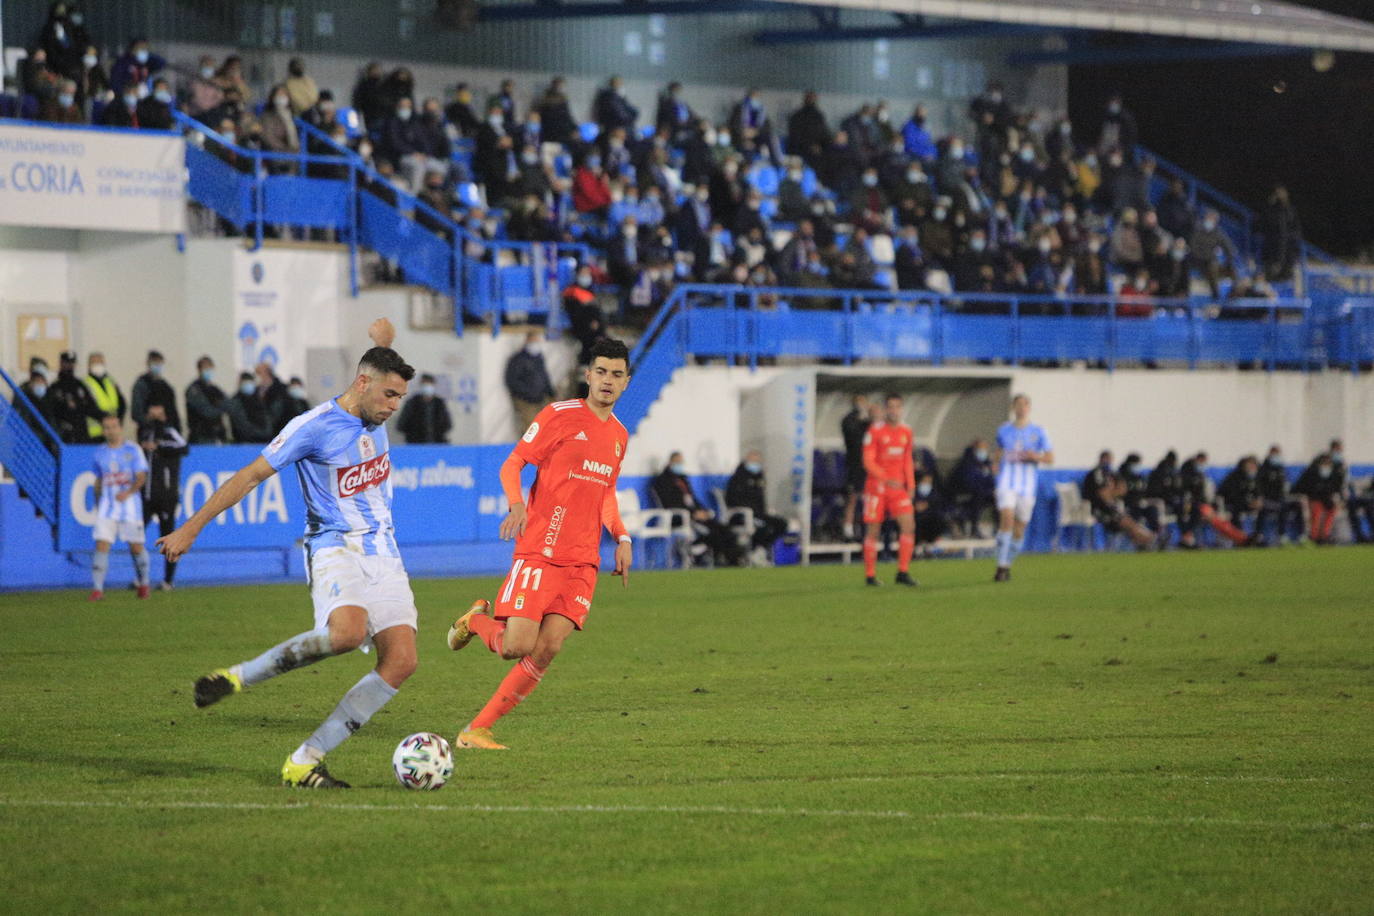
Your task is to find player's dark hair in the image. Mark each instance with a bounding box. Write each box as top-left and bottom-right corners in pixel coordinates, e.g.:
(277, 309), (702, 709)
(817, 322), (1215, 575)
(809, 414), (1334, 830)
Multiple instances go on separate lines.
(589, 337), (631, 370)
(359, 346), (416, 382)
(884, 391), (902, 403)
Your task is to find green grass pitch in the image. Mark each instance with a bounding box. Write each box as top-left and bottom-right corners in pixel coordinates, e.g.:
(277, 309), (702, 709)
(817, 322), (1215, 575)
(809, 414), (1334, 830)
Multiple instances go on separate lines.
(1, 548), (1371, 913)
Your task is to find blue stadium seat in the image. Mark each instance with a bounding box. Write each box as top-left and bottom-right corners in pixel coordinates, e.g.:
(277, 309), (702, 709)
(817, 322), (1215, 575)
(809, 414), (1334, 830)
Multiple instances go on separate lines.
(457, 182), (483, 208)
(749, 164), (780, 196)
(336, 106), (363, 138)
(759, 197), (778, 219)
(578, 122), (600, 144)
(801, 167), (818, 197)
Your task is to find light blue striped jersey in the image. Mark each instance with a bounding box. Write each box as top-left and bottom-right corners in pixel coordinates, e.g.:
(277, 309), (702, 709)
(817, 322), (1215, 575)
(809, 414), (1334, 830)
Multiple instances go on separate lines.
(996, 421), (1052, 498)
(93, 442), (149, 523)
(262, 399), (398, 557)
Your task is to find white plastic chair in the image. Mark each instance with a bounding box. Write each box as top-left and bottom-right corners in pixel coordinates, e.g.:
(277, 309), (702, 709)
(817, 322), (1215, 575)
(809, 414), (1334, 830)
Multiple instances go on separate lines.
(1054, 482), (1094, 552)
(619, 488), (690, 569)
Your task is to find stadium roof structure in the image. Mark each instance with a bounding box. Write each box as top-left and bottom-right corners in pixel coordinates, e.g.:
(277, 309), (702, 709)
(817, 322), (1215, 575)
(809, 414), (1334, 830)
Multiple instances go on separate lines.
(478, 0), (1374, 58)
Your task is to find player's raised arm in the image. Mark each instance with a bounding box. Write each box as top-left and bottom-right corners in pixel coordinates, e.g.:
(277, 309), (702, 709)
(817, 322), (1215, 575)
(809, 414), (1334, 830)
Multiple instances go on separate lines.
(498, 452), (530, 540)
(157, 456), (277, 560)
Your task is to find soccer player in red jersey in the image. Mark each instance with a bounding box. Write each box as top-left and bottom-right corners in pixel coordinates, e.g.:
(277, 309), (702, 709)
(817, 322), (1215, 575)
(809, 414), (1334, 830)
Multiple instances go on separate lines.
(861, 392), (918, 587)
(445, 339), (633, 749)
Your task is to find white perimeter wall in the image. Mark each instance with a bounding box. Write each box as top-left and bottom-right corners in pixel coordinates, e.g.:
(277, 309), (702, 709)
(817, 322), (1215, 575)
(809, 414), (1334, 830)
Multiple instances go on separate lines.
(0, 232), (580, 442)
(630, 364), (1374, 478)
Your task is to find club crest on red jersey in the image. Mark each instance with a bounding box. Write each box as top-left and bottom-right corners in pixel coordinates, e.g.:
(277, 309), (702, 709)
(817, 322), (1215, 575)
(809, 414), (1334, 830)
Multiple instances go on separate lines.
(337, 453), (391, 498)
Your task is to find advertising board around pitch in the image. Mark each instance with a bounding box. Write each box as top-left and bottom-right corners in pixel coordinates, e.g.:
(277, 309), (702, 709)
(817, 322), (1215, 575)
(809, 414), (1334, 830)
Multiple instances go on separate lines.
(54, 443), (512, 552)
(0, 122), (185, 233)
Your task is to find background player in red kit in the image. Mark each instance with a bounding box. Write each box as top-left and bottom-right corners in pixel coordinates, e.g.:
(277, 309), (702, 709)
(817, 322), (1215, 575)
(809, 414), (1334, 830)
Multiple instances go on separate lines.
(862, 392), (918, 587)
(446, 338), (633, 749)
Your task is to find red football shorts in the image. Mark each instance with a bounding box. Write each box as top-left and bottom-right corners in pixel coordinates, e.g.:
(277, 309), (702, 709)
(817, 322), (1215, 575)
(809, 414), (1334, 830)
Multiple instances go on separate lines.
(862, 484), (913, 523)
(494, 558), (598, 630)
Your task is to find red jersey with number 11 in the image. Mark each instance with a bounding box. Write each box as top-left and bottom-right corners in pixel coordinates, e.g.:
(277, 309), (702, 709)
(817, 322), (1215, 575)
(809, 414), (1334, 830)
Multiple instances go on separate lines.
(512, 399), (629, 568)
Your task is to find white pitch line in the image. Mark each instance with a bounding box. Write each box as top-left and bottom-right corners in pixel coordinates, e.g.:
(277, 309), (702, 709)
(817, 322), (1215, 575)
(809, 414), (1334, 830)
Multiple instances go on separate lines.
(691, 772), (1357, 788)
(0, 798), (1368, 833)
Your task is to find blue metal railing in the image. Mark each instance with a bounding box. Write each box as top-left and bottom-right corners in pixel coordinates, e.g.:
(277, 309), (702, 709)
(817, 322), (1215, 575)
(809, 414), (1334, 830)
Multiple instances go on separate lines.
(614, 282), (1374, 433)
(0, 367), (63, 534)
(173, 113), (591, 335)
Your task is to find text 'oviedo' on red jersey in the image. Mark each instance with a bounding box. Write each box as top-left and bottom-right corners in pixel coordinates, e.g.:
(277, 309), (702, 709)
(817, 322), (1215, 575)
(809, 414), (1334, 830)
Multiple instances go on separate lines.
(513, 399), (629, 567)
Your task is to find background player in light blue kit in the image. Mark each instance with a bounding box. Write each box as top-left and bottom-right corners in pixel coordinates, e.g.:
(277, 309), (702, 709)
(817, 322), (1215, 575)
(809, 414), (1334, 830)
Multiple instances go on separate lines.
(158, 319), (418, 789)
(90, 414), (150, 601)
(993, 393), (1053, 582)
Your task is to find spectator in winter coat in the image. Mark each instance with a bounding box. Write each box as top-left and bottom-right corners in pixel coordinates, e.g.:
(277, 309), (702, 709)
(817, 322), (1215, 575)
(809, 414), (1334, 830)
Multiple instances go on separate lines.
(1260, 185), (1303, 282)
(593, 75), (638, 134)
(397, 374), (453, 443)
(786, 91), (831, 169)
(1293, 452), (1343, 544)
(130, 350), (180, 431)
(535, 77), (576, 146)
(901, 105), (937, 163)
(725, 449), (789, 560)
(108, 37), (165, 98)
(185, 357), (229, 444)
(505, 332), (556, 431)
(227, 372), (273, 443)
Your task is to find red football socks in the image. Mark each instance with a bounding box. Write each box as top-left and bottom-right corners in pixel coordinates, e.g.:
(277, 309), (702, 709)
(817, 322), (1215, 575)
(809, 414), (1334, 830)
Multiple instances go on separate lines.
(897, 534), (915, 572)
(863, 537), (878, 578)
(470, 657), (546, 730)
(469, 614), (506, 655)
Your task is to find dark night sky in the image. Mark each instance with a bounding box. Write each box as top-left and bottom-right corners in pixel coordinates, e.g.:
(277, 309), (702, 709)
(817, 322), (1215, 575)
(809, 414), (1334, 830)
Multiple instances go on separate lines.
(1066, 0), (1374, 257)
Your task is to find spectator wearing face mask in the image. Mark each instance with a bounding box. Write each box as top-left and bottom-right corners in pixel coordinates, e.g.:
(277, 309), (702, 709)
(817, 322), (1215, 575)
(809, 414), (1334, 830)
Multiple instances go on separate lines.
(186, 55), (223, 120)
(948, 439), (995, 537)
(563, 268), (605, 366)
(475, 102), (519, 204)
(75, 45), (108, 108)
(109, 37), (164, 99)
(728, 88), (775, 162)
(103, 81), (144, 128)
(1189, 209), (1238, 298)
(129, 354), (179, 436)
(185, 356), (228, 444)
(726, 449), (789, 564)
(573, 151), (612, 217)
(653, 452), (745, 567)
(1116, 452), (1154, 529)
(44, 350), (101, 445)
(38, 78), (81, 123)
(82, 351), (126, 444)
(910, 470), (950, 554)
(1293, 452), (1342, 544)
(1098, 93), (1138, 159)
(226, 371), (273, 443)
(259, 85), (300, 174)
(39, 3), (87, 82)
(395, 373), (452, 444)
(953, 230), (998, 294)
(135, 77), (175, 130)
(505, 332), (556, 432)
(14, 365), (57, 441)
(274, 377), (312, 431)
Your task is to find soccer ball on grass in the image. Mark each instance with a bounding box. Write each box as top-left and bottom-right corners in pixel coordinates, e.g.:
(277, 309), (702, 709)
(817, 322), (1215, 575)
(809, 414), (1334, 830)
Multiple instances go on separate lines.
(392, 732), (454, 790)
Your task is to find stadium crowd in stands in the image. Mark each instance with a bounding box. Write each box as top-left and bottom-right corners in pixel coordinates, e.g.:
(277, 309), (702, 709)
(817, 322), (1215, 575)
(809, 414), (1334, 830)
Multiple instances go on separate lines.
(9, 4), (1308, 319)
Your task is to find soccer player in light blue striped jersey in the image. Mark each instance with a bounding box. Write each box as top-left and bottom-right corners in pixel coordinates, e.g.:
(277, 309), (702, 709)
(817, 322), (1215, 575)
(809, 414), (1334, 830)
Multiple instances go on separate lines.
(157, 319), (417, 789)
(90, 414), (150, 601)
(993, 393), (1053, 582)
